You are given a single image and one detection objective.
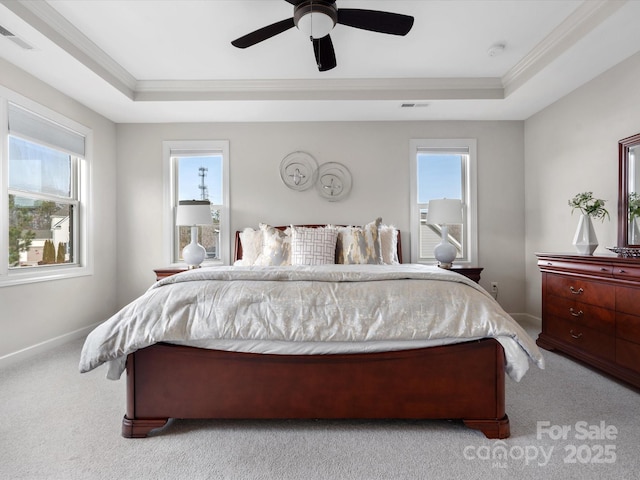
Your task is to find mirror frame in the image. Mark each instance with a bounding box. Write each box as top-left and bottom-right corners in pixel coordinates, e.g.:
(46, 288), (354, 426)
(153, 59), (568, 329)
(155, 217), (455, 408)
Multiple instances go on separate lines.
(618, 132), (640, 248)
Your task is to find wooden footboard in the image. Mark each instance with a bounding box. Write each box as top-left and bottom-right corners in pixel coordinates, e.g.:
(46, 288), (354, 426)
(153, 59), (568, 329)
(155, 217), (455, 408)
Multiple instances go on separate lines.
(122, 338), (509, 439)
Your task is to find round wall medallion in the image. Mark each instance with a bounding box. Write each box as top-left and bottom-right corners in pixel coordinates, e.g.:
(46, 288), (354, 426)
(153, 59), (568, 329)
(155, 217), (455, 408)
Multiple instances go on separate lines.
(280, 151), (318, 191)
(316, 162), (352, 201)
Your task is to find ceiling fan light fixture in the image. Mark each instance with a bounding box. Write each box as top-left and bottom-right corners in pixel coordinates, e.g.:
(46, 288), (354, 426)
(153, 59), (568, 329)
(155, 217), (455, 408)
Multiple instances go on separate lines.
(294, 1), (338, 39)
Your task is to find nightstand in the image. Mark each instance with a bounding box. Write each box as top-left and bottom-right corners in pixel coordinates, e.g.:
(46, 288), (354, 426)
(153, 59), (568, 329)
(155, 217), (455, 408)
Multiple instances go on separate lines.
(449, 266), (483, 283)
(154, 266), (190, 281)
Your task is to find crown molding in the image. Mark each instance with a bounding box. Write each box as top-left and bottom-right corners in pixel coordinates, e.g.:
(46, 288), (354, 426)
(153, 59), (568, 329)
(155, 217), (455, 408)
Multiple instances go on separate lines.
(4, 0), (617, 105)
(134, 77), (504, 102)
(1, 0), (136, 98)
(502, 0), (626, 96)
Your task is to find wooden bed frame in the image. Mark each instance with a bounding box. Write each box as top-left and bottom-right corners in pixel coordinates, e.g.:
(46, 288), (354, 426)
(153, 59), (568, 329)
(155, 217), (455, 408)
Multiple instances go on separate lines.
(121, 226), (510, 439)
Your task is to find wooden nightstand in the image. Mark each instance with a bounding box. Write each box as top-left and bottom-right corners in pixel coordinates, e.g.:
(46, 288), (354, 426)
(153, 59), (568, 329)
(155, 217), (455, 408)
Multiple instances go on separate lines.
(154, 266), (190, 281)
(449, 266), (483, 283)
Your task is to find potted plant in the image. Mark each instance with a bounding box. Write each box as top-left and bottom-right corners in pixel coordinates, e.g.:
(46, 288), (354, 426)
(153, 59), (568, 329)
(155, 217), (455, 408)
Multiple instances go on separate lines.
(568, 192), (609, 254)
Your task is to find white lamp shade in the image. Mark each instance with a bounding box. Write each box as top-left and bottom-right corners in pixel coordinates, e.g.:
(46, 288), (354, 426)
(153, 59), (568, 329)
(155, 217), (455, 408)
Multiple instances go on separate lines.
(176, 200), (212, 226)
(427, 199), (463, 225)
(296, 11), (335, 38)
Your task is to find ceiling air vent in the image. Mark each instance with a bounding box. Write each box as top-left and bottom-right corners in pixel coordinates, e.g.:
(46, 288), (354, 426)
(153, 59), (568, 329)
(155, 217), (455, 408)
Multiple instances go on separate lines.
(0, 25), (34, 50)
(401, 103), (429, 108)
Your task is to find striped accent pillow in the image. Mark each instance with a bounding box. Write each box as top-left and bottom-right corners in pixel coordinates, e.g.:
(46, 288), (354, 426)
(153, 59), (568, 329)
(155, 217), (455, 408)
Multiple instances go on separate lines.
(290, 226), (338, 265)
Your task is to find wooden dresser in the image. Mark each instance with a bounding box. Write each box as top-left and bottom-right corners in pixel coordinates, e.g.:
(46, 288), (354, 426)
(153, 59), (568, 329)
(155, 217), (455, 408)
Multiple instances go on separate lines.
(536, 253), (640, 388)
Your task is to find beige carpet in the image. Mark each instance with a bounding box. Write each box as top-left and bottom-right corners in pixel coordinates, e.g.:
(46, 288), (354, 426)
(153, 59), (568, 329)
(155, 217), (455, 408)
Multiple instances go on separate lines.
(1, 317), (639, 480)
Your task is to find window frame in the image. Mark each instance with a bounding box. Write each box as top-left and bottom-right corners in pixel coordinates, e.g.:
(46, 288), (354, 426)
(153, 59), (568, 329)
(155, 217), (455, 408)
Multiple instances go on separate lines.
(409, 139), (478, 266)
(0, 92), (92, 287)
(163, 140), (230, 266)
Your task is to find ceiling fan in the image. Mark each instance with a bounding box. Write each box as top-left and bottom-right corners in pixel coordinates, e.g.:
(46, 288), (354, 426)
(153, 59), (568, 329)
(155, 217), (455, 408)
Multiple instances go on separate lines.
(231, 0), (414, 72)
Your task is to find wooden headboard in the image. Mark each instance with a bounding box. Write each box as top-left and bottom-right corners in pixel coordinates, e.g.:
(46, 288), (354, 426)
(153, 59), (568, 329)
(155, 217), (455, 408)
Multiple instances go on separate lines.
(234, 225), (402, 264)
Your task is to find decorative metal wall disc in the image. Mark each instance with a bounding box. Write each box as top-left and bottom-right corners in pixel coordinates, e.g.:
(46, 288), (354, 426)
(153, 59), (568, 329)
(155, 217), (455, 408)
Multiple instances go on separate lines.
(316, 162), (352, 201)
(280, 151), (318, 191)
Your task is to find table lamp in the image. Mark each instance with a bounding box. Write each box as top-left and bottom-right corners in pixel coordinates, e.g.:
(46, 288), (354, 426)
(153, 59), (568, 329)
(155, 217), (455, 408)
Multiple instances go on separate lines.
(426, 198), (463, 269)
(175, 200), (212, 268)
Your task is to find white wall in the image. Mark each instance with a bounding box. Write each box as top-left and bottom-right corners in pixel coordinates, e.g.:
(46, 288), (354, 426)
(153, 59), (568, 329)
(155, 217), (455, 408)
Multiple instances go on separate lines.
(116, 121), (526, 312)
(0, 58), (117, 360)
(524, 51), (640, 316)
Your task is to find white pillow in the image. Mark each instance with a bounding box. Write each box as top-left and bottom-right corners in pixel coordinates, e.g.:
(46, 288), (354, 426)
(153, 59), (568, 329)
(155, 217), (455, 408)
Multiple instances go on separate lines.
(254, 224), (291, 266)
(234, 227), (263, 266)
(290, 226), (338, 265)
(336, 218), (382, 264)
(379, 224), (399, 265)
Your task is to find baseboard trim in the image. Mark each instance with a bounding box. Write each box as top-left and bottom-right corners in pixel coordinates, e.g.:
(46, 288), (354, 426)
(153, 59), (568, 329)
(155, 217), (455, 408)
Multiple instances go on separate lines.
(0, 322), (100, 369)
(509, 313), (542, 326)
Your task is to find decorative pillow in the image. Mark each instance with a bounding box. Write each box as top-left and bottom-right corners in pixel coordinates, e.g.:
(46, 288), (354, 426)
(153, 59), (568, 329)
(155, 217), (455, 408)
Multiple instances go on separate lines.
(290, 226), (338, 265)
(379, 224), (399, 265)
(336, 217), (383, 264)
(233, 227), (263, 266)
(254, 224), (291, 266)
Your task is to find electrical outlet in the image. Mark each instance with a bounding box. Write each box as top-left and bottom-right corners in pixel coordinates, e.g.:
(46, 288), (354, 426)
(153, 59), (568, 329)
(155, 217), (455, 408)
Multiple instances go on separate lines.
(491, 282), (499, 293)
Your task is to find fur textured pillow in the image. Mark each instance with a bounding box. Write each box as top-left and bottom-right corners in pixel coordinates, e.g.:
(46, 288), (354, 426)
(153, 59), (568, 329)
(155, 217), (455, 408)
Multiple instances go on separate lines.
(233, 227), (263, 266)
(290, 226), (338, 265)
(379, 224), (399, 265)
(254, 224), (291, 266)
(336, 217), (382, 264)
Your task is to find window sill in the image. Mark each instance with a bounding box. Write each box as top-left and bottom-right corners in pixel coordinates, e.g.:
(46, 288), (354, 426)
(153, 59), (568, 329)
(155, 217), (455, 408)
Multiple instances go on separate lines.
(0, 265), (93, 288)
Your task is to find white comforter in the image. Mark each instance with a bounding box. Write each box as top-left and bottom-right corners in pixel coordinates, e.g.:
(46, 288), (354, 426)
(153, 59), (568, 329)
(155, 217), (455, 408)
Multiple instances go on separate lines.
(79, 264), (544, 381)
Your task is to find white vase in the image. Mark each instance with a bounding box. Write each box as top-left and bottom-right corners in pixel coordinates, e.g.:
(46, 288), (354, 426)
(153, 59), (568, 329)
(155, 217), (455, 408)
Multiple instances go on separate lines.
(631, 217), (640, 245)
(573, 214), (598, 255)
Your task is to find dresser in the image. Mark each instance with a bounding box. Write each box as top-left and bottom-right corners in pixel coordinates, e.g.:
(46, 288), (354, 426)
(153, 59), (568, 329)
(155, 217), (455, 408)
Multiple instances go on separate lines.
(537, 253), (640, 388)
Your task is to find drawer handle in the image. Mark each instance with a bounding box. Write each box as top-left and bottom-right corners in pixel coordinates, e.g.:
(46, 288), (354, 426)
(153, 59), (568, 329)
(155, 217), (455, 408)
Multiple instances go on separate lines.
(619, 269), (626, 274)
(569, 286), (584, 295)
(569, 329), (583, 339)
(569, 308), (583, 317)
(600, 268), (608, 272)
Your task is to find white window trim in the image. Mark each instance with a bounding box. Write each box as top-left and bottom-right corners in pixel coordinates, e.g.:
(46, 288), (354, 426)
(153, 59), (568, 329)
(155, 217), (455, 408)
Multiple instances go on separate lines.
(409, 138), (478, 266)
(0, 91), (93, 287)
(162, 140), (230, 266)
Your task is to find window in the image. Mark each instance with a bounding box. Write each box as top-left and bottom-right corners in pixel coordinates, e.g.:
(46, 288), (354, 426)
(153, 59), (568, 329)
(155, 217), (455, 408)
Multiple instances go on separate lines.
(163, 141), (230, 265)
(1, 98), (91, 286)
(409, 139), (477, 265)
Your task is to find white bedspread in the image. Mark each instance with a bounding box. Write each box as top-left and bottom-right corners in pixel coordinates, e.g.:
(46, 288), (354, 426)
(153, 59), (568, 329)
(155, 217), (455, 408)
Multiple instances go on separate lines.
(79, 264), (544, 381)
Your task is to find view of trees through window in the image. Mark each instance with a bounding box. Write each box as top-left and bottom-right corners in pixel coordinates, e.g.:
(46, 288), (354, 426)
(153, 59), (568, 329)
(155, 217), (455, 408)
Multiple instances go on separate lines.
(8, 136), (76, 269)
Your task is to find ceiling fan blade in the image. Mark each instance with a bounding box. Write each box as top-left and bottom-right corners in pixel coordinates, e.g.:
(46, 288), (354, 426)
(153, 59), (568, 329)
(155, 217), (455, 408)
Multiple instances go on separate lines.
(337, 9), (414, 36)
(285, 0), (335, 4)
(313, 35), (336, 72)
(231, 17), (296, 48)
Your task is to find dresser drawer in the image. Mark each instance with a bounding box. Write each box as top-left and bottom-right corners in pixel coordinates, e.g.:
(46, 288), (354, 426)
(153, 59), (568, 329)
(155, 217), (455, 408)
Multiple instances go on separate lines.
(545, 316), (615, 361)
(612, 264), (640, 282)
(538, 259), (613, 277)
(545, 274), (614, 309)
(616, 338), (640, 374)
(616, 286), (639, 316)
(545, 295), (614, 334)
(617, 312), (640, 343)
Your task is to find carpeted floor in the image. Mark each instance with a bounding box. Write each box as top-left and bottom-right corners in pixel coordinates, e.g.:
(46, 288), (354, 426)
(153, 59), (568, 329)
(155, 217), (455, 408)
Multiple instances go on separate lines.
(1, 317), (639, 480)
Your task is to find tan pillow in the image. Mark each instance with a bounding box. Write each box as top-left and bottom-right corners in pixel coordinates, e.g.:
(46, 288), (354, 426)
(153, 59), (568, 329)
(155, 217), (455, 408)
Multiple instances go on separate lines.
(336, 218), (382, 264)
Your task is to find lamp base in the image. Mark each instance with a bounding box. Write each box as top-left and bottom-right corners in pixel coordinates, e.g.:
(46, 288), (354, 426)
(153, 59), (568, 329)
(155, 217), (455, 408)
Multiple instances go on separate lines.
(433, 225), (457, 269)
(182, 226), (206, 268)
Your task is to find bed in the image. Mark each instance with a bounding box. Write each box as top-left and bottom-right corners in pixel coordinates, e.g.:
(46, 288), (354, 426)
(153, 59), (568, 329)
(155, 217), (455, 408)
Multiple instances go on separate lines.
(80, 223), (543, 439)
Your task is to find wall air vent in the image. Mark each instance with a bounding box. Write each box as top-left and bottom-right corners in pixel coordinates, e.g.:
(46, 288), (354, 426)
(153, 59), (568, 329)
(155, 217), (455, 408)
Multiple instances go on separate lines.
(0, 24), (34, 50)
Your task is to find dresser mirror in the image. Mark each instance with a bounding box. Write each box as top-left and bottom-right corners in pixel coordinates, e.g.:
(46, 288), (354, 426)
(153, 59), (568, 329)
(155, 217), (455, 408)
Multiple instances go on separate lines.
(618, 133), (640, 247)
